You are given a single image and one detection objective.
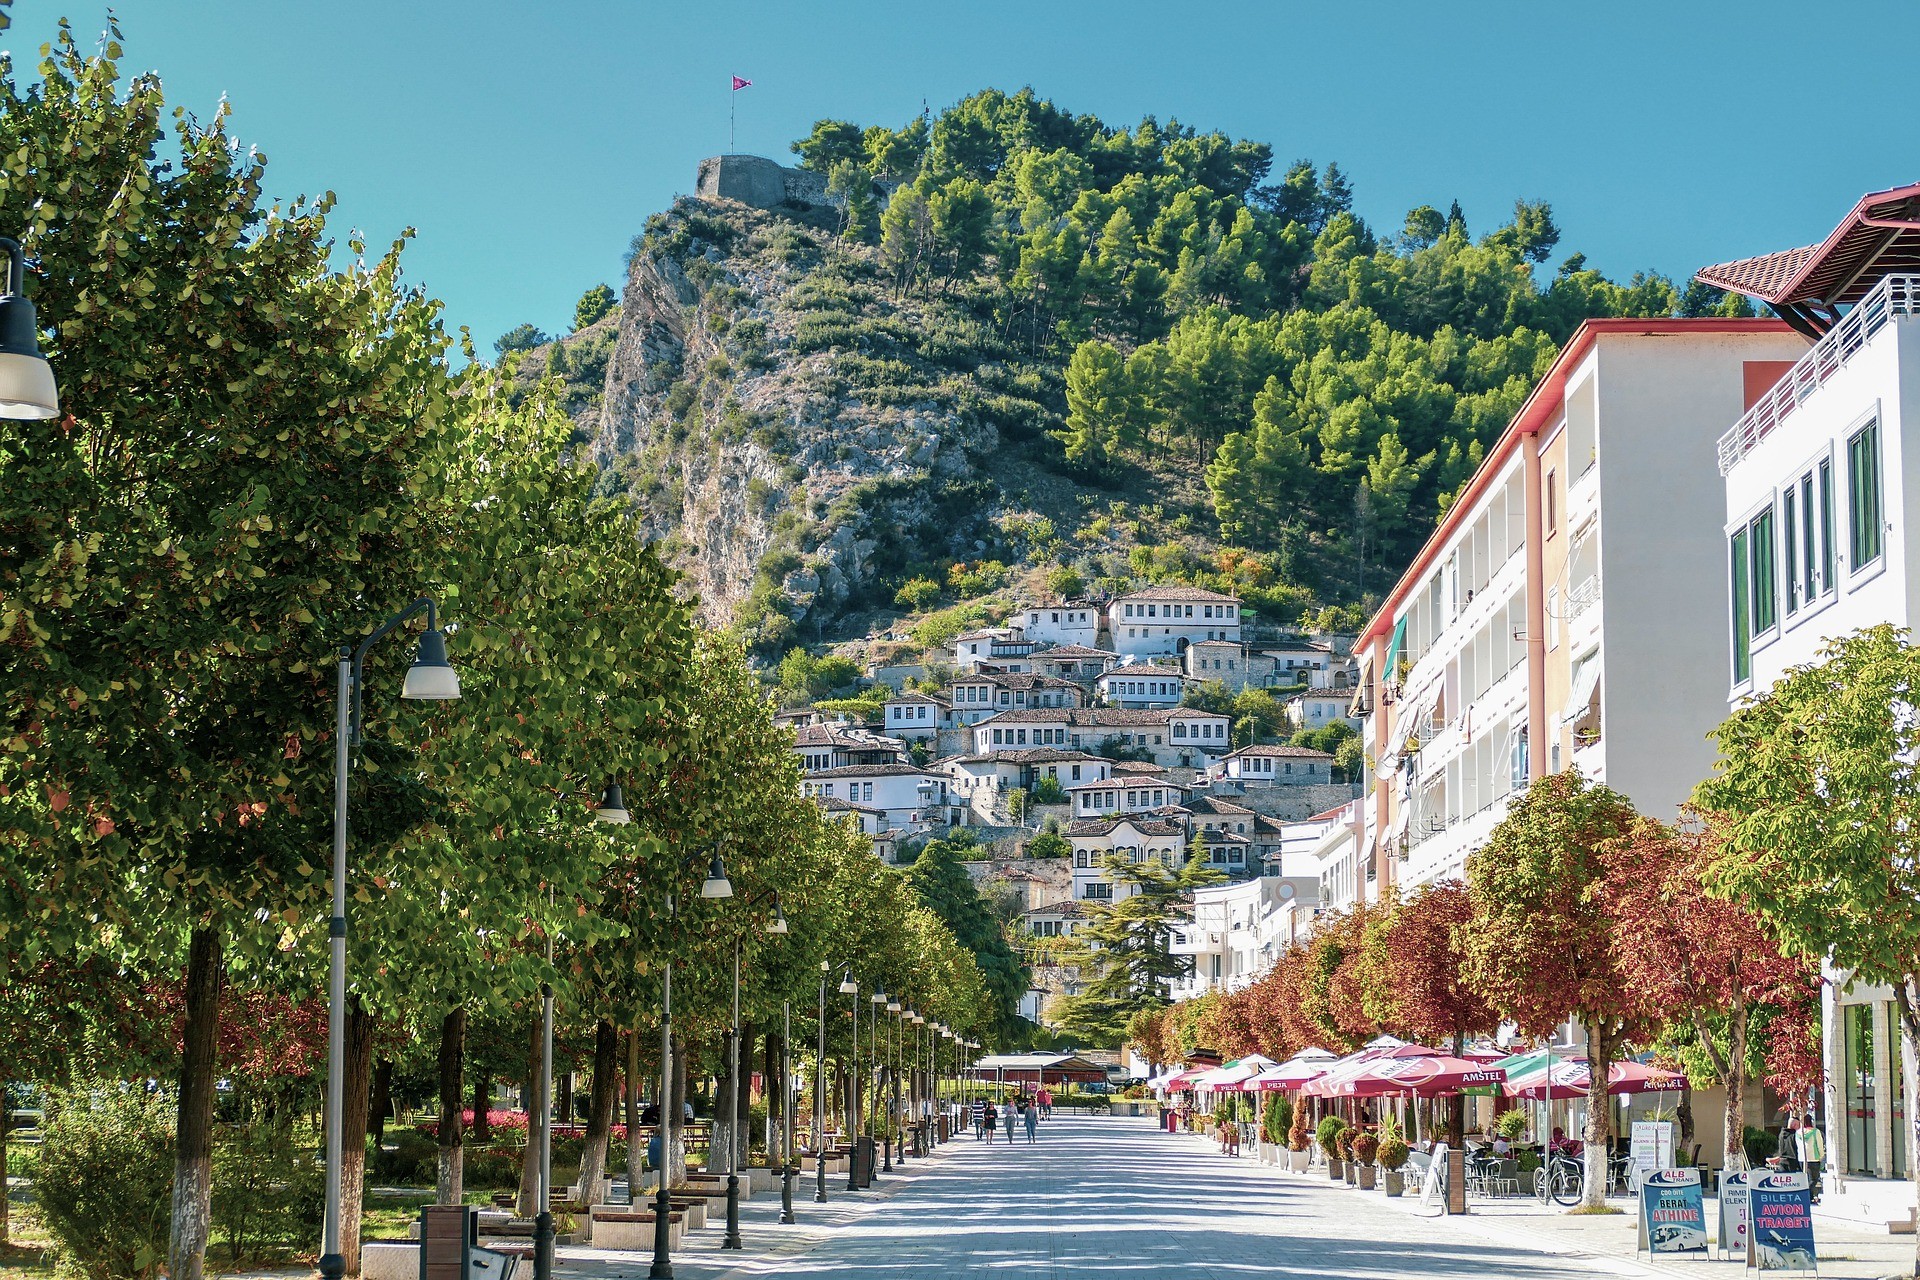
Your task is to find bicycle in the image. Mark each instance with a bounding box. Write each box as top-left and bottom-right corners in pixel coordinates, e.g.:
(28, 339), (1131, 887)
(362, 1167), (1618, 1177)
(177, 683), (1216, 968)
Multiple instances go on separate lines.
(1533, 1150), (1584, 1206)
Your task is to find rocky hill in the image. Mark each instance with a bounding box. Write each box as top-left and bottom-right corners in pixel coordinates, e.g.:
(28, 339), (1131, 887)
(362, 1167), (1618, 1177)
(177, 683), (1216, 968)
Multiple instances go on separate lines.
(518, 90), (1749, 660)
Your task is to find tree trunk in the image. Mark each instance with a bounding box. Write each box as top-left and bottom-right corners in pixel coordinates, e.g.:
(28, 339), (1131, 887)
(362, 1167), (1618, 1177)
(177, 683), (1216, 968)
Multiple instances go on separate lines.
(168, 925), (223, 1280)
(516, 1011), (541, 1217)
(1449, 1031), (1466, 1149)
(340, 997), (376, 1278)
(624, 1029), (643, 1199)
(735, 1020), (755, 1170)
(574, 1019), (618, 1202)
(370, 1058), (394, 1147)
(765, 1030), (783, 1164)
(1, 1074), (9, 1244)
(1892, 978), (1920, 1280)
(1582, 1017), (1614, 1209)
(666, 1037), (688, 1187)
(436, 1007), (466, 1206)
(558, 1072), (573, 1127)
(471, 1076), (491, 1144)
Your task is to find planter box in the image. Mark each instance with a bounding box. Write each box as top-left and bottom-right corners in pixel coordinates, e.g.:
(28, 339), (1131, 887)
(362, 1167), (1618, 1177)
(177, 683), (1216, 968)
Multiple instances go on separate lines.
(1383, 1169), (1405, 1197)
(1287, 1148), (1309, 1173)
(1327, 1158), (1344, 1181)
(1357, 1165), (1376, 1190)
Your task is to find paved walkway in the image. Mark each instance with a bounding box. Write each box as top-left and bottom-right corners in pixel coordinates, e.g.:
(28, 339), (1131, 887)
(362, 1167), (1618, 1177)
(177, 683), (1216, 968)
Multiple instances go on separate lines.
(557, 1115), (1615, 1279)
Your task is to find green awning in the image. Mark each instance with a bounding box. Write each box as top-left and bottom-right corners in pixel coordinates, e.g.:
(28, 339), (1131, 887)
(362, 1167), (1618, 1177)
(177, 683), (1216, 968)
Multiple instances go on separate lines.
(1384, 616), (1408, 675)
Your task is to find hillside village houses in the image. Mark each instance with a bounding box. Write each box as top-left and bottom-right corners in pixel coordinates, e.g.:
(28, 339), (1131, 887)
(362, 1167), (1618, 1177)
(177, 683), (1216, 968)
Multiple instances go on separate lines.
(1108, 584), (1244, 658)
(1695, 184), (1920, 1187)
(1093, 662), (1188, 708)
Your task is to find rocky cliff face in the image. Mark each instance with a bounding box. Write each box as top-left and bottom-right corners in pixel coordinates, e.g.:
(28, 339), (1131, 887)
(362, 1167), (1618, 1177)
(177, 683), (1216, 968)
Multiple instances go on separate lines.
(587, 198), (1061, 650)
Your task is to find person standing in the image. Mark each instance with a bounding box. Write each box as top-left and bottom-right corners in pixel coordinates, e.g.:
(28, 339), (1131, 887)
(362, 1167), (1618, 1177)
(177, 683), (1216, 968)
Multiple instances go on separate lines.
(982, 1099), (997, 1144)
(1002, 1099), (1017, 1145)
(1797, 1115), (1826, 1203)
(1037, 1087), (1052, 1119)
(1023, 1098), (1039, 1144)
(972, 1097), (986, 1140)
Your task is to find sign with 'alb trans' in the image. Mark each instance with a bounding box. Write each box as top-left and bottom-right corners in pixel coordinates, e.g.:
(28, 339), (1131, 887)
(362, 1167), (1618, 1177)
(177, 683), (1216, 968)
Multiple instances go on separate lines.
(1637, 1167), (1708, 1255)
(1747, 1171), (1816, 1272)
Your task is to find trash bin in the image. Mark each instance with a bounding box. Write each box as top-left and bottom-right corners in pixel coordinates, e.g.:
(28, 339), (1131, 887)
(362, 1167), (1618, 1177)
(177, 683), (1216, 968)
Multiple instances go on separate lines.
(852, 1135), (876, 1188)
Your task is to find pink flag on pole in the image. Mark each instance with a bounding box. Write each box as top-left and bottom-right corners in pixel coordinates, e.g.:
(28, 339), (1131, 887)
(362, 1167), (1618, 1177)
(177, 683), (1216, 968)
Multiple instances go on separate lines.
(732, 76), (752, 90)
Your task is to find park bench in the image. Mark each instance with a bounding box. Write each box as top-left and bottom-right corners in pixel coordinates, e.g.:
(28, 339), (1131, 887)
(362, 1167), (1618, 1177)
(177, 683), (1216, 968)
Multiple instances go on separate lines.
(587, 1207), (684, 1251)
(682, 1173), (752, 1201)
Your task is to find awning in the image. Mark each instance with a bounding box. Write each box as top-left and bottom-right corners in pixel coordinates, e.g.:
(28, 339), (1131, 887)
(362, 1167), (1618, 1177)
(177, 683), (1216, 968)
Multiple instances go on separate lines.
(1502, 1056), (1683, 1101)
(1384, 616), (1408, 677)
(1246, 1047), (1337, 1093)
(966, 1053), (1109, 1084)
(1329, 1054), (1508, 1099)
(1300, 1042), (1433, 1098)
(1560, 653), (1601, 726)
(1191, 1054), (1277, 1092)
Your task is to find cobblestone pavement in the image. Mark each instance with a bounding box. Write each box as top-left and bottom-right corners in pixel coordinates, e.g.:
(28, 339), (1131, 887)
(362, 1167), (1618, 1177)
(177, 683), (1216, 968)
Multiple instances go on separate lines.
(556, 1115), (1626, 1279)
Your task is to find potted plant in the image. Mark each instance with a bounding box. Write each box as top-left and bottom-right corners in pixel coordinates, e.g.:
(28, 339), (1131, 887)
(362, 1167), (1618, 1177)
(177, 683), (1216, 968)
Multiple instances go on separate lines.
(1261, 1094), (1292, 1166)
(1316, 1116), (1347, 1179)
(1349, 1129), (1380, 1190)
(1338, 1129), (1357, 1184)
(1378, 1118), (1410, 1196)
(1287, 1109), (1312, 1173)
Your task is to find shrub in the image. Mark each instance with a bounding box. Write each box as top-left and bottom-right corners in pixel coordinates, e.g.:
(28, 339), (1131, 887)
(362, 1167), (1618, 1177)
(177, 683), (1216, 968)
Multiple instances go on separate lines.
(1261, 1094), (1293, 1146)
(211, 1126), (325, 1264)
(1045, 565), (1084, 599)
(463, 1146), (526, 1190)
(368, 1127), (439, 1184)
(1314, 1115), (1348, 1156)
(1029, 776), (1066, 805)
(894, 577), (942, 611)
(1493, 1108), (1530, 1142)
(1377, 1117), (1409, 1171)
(36, 1086), (176, 1280)
(1349, 1129), (1379, 1166)
(1288, 1108), (1312, 1153)
(1742, 1125), (1777, 1167)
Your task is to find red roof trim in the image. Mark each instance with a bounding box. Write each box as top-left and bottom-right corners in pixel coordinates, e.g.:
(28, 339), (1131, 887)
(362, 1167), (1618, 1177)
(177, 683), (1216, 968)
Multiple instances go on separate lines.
(1359, 318), (1791, 646)
(1696, 182), (1920, 306)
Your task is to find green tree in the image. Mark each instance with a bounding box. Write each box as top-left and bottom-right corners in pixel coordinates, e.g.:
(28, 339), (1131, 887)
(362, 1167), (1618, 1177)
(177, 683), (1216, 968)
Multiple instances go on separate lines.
(905, 837), (1030, 1042)
(1054, 851), (1223, 1044)
(572, 283), (616, 330)
(1693, 625), (1920, 1251)
(494, 322), (549, 356)
(1057, 340), (1140, 468)
(791, 118), (866, 172)
(893, 577), (942, 611)
(1463, 771), (1651, 1208)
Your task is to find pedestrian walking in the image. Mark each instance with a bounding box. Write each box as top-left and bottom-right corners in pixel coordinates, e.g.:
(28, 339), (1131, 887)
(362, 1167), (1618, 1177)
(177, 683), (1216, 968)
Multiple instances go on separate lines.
(1023, 1099), (1038, 1144)
(1037, 1087), (1052, 1119)
(982, 1100), (997, 1144)
(1001, 1099), (1016, 1144)
(1797, 1115), (1826, 1203)
(972, 1098), (987, 1140)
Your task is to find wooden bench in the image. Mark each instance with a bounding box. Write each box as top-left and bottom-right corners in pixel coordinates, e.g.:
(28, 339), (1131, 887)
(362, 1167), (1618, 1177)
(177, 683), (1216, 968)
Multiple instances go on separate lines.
(588, 1208), (683, 1251)
(681, 1175), (751, 1201)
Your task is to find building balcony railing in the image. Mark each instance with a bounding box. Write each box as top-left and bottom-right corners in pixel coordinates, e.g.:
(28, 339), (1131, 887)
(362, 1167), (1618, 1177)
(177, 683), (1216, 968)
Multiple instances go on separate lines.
(1566, 575), (1601, 621)
(1718, 273), (1920, 474)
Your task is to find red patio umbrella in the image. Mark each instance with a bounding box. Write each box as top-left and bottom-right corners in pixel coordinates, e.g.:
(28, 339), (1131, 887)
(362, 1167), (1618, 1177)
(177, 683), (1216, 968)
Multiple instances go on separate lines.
(1503, 1057), (1682, 1101)
(1329, 1053), (1507, 1099)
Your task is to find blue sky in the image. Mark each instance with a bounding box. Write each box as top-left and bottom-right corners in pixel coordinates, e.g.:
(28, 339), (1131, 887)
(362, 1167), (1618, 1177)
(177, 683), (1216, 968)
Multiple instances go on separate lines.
(11, 1), (1917, 353)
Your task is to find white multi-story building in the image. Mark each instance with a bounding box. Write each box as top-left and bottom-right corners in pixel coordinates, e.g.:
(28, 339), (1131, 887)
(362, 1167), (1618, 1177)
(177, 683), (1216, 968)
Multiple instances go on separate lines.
(1169, 874), (1317, 1000)
(1285, 689), (1359, 732)
(881, 691), (949, 741)
(1353, 316), (1807, 893)
(947, 671), (1084, 726)
(801, 763), (950, 833)
(1094, 662), (1188, 709)
(1067, 774), (1186, 819)
(952, 628), (1037, 672)
(1067, 816), (1187, 902)
(1018, 602), (1101, 648)
(1213, 743), (1335, 786)
(970, 707), (1232, 769)
(1107, 585), (1243, 659)
(1695, 184), (1920, 1185)
(791, 724), (909, 774)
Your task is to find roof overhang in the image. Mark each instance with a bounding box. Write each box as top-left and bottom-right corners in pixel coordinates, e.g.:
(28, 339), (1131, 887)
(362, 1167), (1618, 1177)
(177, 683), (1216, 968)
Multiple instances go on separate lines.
(1696, 183), (1920, 336)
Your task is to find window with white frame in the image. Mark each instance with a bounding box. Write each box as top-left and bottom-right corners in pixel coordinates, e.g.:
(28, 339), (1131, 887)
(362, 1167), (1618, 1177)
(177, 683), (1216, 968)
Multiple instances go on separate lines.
(1848, 419), (1882, 571)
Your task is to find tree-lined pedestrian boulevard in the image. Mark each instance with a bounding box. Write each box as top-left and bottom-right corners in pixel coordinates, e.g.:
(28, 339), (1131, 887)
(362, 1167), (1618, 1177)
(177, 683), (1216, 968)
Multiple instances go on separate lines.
(615, 1117), (1601, 1280)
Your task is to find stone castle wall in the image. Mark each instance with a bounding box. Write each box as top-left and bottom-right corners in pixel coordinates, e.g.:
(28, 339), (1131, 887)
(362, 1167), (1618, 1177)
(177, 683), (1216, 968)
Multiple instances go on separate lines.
(695, 155), (832, 210)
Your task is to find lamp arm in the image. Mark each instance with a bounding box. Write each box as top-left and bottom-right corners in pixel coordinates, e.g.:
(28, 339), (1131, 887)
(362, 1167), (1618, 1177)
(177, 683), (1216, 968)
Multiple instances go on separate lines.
(348, 596), (440, 746)
(0, 238), (23, 297)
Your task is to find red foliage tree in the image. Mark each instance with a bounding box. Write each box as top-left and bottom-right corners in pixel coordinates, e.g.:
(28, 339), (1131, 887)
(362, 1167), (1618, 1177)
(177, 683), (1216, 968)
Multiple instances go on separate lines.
(1606, 812), (1819, 1167)
(1380, 880), (1498, 1144)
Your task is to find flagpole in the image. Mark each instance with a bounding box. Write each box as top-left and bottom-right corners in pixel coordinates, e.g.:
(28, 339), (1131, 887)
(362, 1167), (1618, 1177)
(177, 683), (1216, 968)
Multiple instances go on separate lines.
(729, 86), (735, 155)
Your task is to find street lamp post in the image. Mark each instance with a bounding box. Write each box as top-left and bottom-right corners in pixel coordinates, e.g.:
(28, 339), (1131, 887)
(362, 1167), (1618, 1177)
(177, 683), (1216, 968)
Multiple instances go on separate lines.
(869, 991), (888, 1177)
(649, 854), (734, 1280)
(839, 969), (858, 1191)
(319, 599), (460, 1280)
(723, 934), (744, 1250)
(780, 998), (796, 1224)
(0, 236), (59, 421)
(815, 962), (829, 1204)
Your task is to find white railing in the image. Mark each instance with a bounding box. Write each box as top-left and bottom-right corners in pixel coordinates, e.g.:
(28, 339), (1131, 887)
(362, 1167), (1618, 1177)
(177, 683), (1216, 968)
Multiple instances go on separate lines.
(1718, 274), (1920, 473)
(1566, 575), (1601, 621)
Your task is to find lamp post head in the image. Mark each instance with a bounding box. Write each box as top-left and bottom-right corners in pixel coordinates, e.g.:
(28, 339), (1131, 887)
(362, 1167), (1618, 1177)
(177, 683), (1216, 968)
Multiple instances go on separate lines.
(768, 893), (789, 934)
(886, 1000), (901, 1014)
(820, 959), (830, 974)
(0, 239), (57, 421)
(838, 969), (858, 995)
(700, 850), (733, 898)
(595, 782), (631, 825)
(400, 627), (461, 700)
